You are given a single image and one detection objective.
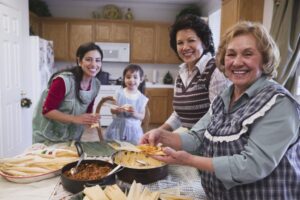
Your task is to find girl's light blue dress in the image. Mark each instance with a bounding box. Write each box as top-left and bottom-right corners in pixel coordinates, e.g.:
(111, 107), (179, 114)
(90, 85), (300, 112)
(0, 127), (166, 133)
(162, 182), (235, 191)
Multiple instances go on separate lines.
(105, 88), (148, 144)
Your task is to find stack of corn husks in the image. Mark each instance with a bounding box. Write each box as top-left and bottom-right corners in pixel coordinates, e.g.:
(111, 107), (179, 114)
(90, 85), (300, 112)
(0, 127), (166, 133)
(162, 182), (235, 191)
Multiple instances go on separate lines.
(83, 181), (193, 200)
(0, 148), (78, 177)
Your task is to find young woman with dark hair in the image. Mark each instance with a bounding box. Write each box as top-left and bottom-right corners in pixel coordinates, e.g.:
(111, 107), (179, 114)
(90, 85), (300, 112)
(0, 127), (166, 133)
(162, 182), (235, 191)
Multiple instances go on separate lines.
(33, 42), (103, 144)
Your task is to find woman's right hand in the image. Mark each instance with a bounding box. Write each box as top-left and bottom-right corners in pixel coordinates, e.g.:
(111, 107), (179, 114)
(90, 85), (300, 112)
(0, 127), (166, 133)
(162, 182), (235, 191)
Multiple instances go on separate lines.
(140, 128), (164, 146)
(140, 128), (182, 151)
(73, 113), (100, 125)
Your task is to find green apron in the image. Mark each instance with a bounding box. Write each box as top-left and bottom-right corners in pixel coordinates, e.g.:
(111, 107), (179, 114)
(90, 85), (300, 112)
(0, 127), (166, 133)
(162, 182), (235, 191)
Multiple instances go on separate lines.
(32, 72), (100, 144)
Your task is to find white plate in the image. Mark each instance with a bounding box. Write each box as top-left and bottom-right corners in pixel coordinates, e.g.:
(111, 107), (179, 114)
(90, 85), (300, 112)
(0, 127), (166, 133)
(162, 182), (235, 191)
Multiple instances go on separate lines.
(0, 169), (61, 183)
(0, 143), (75, 184)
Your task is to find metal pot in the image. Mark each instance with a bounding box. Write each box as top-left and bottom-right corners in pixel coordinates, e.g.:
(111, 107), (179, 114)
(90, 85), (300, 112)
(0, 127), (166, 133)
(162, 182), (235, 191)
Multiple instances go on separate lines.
(112, 151), (168, 184)
(61, 159), (118, 194)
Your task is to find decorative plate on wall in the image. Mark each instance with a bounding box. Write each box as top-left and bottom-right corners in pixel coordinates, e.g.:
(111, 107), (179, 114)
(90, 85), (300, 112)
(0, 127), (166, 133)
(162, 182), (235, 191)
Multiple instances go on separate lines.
(102, 4), (122, 19)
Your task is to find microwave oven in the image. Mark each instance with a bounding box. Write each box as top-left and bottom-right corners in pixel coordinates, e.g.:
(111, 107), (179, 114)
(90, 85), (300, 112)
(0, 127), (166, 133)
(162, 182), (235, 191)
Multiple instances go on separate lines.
(96, 42), (130, 62)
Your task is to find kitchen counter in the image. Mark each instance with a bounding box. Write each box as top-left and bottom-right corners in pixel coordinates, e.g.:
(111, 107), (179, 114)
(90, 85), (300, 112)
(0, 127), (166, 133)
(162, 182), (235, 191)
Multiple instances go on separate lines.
(145, 82), (174, 88)
(100, 83), (174, 89)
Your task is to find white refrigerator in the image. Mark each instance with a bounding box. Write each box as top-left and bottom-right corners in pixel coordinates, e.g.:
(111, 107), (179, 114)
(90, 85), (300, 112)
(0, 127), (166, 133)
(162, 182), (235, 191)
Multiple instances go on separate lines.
(29, 36), (55, 108)
(26, 36), (55, 142)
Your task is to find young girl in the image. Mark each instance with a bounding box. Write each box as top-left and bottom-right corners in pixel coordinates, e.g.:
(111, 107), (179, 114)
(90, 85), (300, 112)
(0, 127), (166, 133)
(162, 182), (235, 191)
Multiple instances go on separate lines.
(105, 64), (148, 144)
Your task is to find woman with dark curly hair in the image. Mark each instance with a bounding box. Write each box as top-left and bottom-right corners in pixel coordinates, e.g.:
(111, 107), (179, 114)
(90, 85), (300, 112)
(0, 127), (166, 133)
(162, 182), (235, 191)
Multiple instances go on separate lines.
(33, 42), (103, 144)
(157, 14), (229, 132)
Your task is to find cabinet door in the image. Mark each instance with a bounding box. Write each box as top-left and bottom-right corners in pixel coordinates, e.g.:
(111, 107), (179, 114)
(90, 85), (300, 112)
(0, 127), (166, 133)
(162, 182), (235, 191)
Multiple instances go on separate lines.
(69, 21), (94, 61)
(95, 21), (111, 42)
(112, 22), (130, 42)
(155, 23), (180, 64)
(41, 19), (68, 60)
(145, 88), (173, 124)
(221, 0), (239, 35)
(238, 0), (264, 22)
(95, 20), (130, 42)
(167, 88), (174, 117)
(131, 22), (156, 63)
(221, 0), (264, 36)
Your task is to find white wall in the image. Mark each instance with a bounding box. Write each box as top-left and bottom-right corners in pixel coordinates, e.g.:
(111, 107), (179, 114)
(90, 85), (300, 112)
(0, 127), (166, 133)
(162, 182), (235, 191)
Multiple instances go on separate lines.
(208, 8), (221, 50)
(45, 1), (189, 22)
(44, 0), (221, 22)
(263, 0), (274, 31)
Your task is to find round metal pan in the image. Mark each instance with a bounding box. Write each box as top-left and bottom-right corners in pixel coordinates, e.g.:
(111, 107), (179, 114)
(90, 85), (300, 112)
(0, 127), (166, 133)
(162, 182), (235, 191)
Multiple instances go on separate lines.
(111, 150), (168, 184)
(61, 159), (119, 194)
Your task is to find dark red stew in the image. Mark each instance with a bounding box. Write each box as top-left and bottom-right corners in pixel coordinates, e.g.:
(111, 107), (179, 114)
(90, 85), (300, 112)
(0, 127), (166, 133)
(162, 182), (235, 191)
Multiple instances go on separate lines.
(63, 163), (112, 181)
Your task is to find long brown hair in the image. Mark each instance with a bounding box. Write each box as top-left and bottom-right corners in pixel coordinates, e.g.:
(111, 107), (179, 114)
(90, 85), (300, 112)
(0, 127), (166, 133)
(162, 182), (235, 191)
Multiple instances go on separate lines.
(48, 42), (103, 103)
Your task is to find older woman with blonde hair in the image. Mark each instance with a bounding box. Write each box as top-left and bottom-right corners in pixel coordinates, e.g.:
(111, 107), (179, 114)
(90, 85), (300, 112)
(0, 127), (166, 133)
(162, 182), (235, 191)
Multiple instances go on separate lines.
(141, 21), (300, 199)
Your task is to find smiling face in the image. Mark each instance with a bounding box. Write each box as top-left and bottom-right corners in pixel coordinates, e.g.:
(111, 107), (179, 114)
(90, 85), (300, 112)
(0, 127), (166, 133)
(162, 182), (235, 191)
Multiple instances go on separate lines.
(124, 70), (142, 92)
(78, 50), (102, 79)
(176, 28), (204, 68)
(224, 34), (263, 95)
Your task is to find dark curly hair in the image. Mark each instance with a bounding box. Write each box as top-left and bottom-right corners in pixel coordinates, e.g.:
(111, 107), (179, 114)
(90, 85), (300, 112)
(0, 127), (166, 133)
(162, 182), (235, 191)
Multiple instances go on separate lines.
(169, 14), (215, 58)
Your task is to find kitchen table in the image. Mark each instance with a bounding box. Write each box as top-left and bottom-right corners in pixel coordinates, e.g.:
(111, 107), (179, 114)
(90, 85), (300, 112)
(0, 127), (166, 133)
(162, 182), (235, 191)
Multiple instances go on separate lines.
(0, 164), (207, 200)
(0, 141), (207, 199)
(0, 175), (59, 200)
(51, 164), (207, 200)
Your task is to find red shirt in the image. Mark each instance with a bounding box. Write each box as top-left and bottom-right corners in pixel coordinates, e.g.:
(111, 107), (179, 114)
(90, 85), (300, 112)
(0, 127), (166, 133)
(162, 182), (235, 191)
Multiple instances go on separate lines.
(42, 77), (94, 114)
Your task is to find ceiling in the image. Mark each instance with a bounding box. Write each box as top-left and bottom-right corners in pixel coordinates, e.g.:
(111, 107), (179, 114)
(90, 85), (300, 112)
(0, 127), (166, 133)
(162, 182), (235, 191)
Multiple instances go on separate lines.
(70, 0), (209, 5)
(42, 0), (221, 16)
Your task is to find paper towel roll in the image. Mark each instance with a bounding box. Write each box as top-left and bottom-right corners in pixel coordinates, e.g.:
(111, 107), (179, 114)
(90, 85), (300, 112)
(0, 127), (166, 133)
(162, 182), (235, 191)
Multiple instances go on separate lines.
(152, 69), (158, 83)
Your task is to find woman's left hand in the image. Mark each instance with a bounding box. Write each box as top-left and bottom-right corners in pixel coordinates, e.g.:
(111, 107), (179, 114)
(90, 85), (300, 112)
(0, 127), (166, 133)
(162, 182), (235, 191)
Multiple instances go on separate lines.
(152, 147), (193, 166)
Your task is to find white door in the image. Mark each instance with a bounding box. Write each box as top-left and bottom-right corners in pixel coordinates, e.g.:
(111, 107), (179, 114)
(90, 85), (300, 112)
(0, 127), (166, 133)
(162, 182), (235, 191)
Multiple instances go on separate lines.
(0, 0), (31, 157)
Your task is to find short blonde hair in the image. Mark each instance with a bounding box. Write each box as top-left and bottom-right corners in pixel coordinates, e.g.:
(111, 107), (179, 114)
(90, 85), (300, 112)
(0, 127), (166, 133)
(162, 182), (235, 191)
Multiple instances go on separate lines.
(216, 21), (280, 78)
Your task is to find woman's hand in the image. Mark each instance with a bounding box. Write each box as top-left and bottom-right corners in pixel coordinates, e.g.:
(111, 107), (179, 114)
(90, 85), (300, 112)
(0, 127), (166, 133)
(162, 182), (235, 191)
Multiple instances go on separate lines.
(140, 128), (164, 146)
(152, 147), (193, 165)
(140, 128), (182, 150)
(73, 113), (100, 125)
(153, 147), (214, 172)
(44, 110), (99, 125)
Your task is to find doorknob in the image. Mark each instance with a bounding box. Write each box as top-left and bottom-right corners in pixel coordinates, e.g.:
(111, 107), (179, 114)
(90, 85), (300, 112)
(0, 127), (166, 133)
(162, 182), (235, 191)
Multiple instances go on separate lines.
(20, 90), (32, 108)
(21, 97), (32, 108)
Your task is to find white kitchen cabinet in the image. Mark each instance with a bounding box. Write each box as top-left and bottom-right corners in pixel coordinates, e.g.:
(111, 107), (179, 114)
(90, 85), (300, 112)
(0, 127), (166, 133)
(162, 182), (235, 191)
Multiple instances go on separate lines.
(93, 85), (122, 126)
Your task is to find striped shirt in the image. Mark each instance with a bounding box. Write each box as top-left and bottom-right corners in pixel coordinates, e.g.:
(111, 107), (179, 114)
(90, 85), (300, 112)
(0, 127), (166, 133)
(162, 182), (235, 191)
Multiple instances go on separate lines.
(166, 53), (229, 130)
(173, 59), (215, 128)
